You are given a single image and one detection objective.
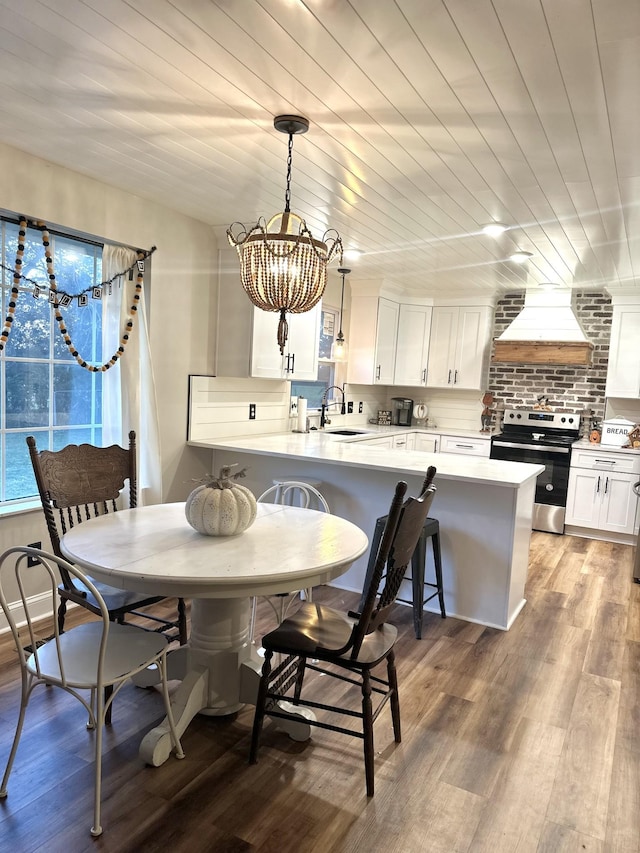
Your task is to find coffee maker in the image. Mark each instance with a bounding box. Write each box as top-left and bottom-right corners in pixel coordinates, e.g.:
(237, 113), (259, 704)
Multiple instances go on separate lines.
(391, 397), (413, 427)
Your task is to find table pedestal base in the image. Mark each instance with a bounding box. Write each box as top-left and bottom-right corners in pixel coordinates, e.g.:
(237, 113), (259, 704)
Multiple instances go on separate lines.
(139, 596), (313, 766)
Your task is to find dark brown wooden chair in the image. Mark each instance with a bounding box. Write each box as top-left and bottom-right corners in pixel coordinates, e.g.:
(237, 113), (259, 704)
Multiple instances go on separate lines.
(27, 432), (187, 646)
(249, 466), (437, 797)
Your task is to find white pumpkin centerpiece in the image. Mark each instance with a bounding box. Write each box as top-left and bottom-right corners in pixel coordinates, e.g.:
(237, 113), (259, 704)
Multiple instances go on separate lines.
(185, 465), (257, 536)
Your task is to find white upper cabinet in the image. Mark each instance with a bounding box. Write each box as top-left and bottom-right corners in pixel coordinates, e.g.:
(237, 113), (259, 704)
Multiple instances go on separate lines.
(605, 302), (640, 398)
(215, 256), (321, 380)
(250, 304), (320, 380)
(427, 305), (493, 390)
(346, 293), (399, 385)
(393, 303), (432, 386)
(346, 286), (435, 387)
(374, 298), (400, 384)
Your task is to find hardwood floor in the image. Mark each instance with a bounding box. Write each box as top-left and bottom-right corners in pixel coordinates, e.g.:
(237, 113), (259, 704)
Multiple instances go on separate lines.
(1, 532), (639, 852)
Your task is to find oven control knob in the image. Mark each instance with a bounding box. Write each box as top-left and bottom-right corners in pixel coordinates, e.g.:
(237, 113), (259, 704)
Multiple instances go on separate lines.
(516, 413), (522, 419)
(561, 417), (566, 423)
(545, 484), (554, 491)
(508, 413), (515, 419)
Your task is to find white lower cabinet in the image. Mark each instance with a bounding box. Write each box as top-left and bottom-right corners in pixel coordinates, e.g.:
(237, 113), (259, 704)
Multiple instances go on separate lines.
(355, 431), (490, 457)
(413, 433), (439, 453)
(566, 449), (640, 536)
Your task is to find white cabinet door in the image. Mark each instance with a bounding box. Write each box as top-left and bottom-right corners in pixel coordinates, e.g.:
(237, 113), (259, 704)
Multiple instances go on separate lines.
(394, 303), (432, 386)
(250, 304), (320, 380)
(413, 433), (439, 453)
(285, 306), (321, 380)
(427, 305), (492, 390)
(427, 307), (457, 387)
(605, 307), (640, 397)
(454, 307), (493, 390)
(566, 469), (601, 527)
(599, 472), (639, 534)
(346, 295), (399, 385)
(250, 310), (286, 378)
(566, 468), (638, 534)
(374, 298), (399, 384)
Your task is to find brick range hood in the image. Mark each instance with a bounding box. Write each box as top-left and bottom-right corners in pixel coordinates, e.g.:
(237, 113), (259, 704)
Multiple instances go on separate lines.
(492, 287), (594, 366)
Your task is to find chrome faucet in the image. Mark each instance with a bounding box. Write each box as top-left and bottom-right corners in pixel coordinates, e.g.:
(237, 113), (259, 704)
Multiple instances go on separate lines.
(320, 385), (346, 428)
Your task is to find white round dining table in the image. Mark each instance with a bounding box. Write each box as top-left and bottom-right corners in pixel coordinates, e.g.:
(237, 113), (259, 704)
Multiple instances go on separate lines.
(60, 501), (369, 766)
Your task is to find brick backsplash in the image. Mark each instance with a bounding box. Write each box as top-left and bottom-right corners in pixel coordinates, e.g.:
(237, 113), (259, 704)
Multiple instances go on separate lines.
(488, 291), (611, 428)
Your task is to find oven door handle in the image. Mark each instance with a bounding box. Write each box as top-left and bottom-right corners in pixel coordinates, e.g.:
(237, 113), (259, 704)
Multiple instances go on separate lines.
(492, 441), (571, 454)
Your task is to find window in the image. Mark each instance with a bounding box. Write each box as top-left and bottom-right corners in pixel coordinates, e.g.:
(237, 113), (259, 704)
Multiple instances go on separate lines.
(291, 305), (343, 408)
(0, 218), (103, 505)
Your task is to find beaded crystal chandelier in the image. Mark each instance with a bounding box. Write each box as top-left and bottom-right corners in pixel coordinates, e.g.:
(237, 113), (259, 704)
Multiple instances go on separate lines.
(227, 115), (343, 354)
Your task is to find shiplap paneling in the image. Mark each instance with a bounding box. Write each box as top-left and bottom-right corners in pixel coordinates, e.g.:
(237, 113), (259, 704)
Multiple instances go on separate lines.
(187, 376), (290, 441)
(0, 1), (638, 298)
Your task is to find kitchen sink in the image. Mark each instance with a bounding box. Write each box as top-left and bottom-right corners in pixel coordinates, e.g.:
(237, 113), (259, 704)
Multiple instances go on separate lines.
(326, 429), (369, 436)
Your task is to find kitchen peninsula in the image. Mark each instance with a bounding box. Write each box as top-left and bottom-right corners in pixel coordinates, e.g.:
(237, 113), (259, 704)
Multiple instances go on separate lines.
(189, 429), (543, 630)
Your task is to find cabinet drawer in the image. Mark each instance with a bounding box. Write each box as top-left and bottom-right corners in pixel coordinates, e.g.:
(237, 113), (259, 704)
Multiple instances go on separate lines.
(571, 449), (640, 474)
(439, 435), (491, 457)
(392, 433), (411, 449)
(357, 436), (395, 449)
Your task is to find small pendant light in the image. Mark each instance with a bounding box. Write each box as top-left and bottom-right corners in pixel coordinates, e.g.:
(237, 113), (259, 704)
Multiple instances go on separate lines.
(330, 267), (350, 362)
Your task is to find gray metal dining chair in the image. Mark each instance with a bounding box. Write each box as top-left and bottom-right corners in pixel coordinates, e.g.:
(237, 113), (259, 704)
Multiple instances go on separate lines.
(0, 545), (184, 837)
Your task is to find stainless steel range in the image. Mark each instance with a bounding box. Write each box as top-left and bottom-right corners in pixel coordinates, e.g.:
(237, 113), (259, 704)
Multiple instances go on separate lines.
(490, 408), (581, 534)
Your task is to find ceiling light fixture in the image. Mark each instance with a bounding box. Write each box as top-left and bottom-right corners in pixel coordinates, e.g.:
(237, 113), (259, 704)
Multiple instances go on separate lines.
(227, 115), (343, 354)
(330, 267), (350, 362)
(481, 222), (507, 237)
(509, 250), (533, 264)
(343, 249), (362, 261)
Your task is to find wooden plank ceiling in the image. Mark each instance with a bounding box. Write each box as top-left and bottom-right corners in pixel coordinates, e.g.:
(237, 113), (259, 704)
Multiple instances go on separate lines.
(0, 0), (638, 298)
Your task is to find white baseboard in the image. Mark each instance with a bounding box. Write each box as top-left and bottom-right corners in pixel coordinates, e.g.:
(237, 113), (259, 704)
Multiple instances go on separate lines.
(0, 593), (77, 636)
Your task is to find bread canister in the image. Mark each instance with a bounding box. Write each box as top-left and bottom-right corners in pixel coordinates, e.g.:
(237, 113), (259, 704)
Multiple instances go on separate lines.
(601, 418), (635, 447)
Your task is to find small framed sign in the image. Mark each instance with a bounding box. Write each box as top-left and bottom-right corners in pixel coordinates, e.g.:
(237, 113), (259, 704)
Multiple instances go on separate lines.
(377, 410), (392, 426)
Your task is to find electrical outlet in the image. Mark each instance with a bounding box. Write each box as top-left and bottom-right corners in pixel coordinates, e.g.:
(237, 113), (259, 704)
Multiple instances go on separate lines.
(359, 402), (363, 414)
(347, 401), (354, 413)
(249, 403), (256, 420)
(290, 397), (298, 416)
(27, 542), (41, 567)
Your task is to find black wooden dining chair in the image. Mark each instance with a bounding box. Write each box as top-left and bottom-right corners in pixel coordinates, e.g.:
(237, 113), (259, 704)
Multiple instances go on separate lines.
(249, 466), (437, 797)
(27, 432), (187, 646)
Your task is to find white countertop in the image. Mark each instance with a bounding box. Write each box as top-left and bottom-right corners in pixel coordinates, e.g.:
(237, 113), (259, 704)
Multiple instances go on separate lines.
(330, 423), (493, 441)
(189, 428), (542, 488)
(572, 439), (640, 455)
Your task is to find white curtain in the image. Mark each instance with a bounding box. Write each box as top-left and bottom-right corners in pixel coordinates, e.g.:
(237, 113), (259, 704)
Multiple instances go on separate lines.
(101, 244), (162, 505)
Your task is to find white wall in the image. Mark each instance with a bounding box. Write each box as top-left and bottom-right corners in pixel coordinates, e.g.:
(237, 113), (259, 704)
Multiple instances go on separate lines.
(0, 141), (217, 558)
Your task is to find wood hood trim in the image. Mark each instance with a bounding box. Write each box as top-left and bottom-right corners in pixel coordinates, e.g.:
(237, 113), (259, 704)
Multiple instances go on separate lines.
(492, 339), (593, 366)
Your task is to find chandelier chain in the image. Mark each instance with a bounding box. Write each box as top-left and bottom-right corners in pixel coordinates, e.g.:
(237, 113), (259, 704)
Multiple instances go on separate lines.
(284, 132), (294, 214)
